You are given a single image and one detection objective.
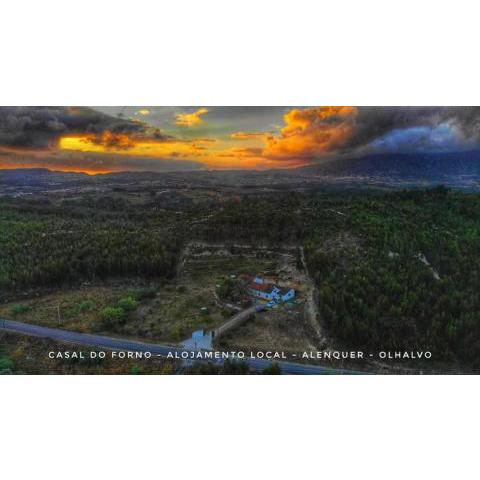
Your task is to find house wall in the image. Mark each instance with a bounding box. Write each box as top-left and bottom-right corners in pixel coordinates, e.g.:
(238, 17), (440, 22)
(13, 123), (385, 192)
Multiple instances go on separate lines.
(281, 289), (295, 301)
(249, 288), (272, 300)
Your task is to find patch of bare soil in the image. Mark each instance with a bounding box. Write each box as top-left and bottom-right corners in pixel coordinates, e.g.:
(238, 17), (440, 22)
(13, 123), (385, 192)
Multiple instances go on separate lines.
(217, 303), (318, 354)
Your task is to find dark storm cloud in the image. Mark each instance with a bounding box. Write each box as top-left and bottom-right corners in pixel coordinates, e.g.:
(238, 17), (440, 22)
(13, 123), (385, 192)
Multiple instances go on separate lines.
(0, 106), (148, 149)
(348, 106), (480, 151)
(447, 106), (480, 138)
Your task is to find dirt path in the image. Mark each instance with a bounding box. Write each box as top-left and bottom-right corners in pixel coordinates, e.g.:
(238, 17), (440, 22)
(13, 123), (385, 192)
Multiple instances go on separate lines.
(299, 246), (327, 347)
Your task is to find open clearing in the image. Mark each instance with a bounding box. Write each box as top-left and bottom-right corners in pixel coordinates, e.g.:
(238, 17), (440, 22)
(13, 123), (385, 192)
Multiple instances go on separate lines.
(0, 242), (318, 349)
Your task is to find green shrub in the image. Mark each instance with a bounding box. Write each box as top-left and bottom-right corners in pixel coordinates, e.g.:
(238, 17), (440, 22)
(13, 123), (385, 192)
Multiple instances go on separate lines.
(118, 296), (138, 312)
(77, 301), (94, 313)
(100, 306), (125, 329)
(0, 356), (14, 374)
(10, 304), (30, 317)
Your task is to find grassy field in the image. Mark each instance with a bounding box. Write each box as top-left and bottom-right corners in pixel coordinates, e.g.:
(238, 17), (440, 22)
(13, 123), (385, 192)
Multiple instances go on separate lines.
(0, 246), (286, 344)
(0, 285), (135, 332)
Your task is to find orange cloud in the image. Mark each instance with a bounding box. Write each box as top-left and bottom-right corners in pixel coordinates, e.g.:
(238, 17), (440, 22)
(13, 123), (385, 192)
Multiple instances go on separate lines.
(175, 108), (209, 127)
(84, 131), (136, 150)
(263, 106), (358, 160)
(203, 146), (304, 170)
(59, 133), (212, 160)
(230, 131), (269, 140)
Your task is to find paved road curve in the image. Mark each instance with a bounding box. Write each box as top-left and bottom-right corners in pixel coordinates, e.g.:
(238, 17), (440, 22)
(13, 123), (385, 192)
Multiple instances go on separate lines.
(0, 318), (365, 375)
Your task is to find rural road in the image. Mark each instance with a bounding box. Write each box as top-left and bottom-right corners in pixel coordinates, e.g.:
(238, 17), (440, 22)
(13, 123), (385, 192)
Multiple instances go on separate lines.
(0, 318), (364, 375)
(213, 304), (265, 338)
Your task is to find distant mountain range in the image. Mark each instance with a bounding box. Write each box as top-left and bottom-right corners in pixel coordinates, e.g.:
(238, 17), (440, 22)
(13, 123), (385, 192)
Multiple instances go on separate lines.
(297, 150), (480, 190)
(1, 150), (479, 191)
(0, 168), (90, 187)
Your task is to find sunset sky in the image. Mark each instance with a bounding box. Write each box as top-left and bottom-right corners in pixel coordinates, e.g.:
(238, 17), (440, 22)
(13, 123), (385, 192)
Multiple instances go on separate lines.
(1, 106), (480, 174)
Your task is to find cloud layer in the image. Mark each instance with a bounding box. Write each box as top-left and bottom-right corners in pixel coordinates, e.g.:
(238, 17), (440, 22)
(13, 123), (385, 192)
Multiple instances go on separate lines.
(263, 106), (358, 159)
(2, 106), (480, 172)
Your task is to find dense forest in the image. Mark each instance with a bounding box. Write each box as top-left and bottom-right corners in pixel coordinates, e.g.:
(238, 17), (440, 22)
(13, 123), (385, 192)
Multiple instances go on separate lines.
(0, 197), (183, 291)
(193, 192), (312, 243)
(305, 187), (480, 369)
